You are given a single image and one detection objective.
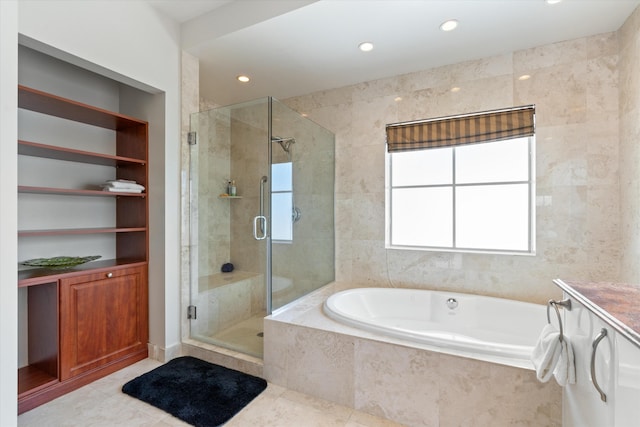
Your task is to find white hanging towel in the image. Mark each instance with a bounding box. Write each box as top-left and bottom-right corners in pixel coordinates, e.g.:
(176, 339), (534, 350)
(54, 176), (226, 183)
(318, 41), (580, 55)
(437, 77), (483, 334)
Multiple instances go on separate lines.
(531, 323), (563, 382)
(553, 337), (576, 386)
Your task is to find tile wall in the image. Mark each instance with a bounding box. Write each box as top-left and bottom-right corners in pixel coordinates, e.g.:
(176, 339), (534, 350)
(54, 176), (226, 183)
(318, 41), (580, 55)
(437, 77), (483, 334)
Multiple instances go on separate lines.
(619, 7), (640, 285)
(181, 10), (640, 335)
(283, 26), (632, 304)
(180, 52), (199, 345)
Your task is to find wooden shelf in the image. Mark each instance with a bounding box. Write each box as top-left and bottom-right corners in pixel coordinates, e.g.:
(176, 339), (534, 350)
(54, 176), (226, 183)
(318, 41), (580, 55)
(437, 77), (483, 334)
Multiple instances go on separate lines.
(19, 140), (145, 166)
(18, 85), (147, 130)
(19, 227), (146, 237)
(18, 365), (58, 397)
(18, 186), (146, 197)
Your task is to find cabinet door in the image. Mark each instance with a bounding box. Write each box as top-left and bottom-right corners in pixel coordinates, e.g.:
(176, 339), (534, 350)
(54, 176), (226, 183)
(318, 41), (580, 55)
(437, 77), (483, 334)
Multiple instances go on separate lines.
(614, 335), (640, 426)
(59, 265), (148, 380)
(562, 295), (615, 427)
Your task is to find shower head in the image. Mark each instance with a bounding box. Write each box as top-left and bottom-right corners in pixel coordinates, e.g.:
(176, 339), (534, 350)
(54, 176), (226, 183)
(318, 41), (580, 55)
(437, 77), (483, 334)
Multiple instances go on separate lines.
(271, 136), (296, 154)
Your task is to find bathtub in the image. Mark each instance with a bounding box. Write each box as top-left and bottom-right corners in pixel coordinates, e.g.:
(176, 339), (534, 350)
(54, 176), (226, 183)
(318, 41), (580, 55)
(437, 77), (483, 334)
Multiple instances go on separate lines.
(323, 287), (546, 368)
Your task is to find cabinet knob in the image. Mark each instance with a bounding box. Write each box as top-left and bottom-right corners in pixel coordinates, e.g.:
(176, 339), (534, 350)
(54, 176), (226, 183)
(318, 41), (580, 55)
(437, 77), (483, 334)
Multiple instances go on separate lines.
(106, 272), (113, 278)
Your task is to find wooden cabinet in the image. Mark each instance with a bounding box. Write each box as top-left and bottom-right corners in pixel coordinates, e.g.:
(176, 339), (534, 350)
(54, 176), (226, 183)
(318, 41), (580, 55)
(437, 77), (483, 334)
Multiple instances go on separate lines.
(59, 266), (148, 381)
(17, 86), (149, 414)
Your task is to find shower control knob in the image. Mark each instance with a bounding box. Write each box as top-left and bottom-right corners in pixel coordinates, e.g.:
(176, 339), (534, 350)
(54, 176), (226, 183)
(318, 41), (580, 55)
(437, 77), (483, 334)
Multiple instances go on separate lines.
(446, 298), (458, 309)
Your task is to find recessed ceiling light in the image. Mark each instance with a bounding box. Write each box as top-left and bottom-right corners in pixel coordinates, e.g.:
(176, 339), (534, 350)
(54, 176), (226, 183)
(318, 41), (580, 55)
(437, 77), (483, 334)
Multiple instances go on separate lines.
(518, 74), (531, 81)
(440, 19), (458, 32)
(358, 42), (374, 52)
(451, 87), (461, 93)
(394, 96), (403, 102)
(546, 0), (562, 4)
(237, 75), (250, 83)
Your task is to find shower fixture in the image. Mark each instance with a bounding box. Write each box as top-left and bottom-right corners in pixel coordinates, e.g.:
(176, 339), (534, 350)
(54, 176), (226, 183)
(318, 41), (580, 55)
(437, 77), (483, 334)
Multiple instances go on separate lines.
(271, 136), (296, 154)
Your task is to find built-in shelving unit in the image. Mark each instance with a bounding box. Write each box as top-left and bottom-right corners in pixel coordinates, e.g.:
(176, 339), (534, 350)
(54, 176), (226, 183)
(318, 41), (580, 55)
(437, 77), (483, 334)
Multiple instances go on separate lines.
(17, 85), (149, 414)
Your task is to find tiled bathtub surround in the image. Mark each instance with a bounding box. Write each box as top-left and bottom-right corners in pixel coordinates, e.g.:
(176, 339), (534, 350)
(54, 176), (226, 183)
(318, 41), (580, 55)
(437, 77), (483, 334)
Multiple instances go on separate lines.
(265, 283), (561, 427)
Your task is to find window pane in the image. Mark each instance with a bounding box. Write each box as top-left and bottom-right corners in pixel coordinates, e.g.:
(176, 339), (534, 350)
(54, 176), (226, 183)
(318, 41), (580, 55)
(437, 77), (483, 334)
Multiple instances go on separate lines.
(391, 188), (453, 247)
(272, 162), (292, 191)
(455, 138), (529, 184)
(456, 184), (529, 251)
(391, 147), (452, 186)
(272, 192), (292, 241)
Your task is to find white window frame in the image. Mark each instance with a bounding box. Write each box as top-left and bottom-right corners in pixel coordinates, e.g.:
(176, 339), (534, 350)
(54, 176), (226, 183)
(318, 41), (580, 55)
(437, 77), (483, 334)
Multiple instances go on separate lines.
(385, 136), (536, 255)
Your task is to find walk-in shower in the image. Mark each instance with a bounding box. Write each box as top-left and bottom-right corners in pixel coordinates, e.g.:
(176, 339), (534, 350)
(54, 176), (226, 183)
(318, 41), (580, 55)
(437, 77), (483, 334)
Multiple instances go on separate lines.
(188, 97), (335, 358)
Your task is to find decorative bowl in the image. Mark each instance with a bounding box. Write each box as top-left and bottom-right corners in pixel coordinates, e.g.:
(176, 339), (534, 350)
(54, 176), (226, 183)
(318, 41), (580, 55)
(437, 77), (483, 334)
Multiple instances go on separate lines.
(21, 255), (102, 268)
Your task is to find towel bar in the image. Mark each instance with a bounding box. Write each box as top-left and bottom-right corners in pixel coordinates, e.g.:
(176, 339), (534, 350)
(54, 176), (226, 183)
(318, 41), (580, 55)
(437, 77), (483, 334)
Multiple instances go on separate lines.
(547, 298), (571, 342)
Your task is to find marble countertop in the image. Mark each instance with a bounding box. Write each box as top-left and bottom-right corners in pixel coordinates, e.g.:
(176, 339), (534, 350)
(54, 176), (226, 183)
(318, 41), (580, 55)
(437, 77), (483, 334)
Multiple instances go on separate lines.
(553, 279), (640, 349)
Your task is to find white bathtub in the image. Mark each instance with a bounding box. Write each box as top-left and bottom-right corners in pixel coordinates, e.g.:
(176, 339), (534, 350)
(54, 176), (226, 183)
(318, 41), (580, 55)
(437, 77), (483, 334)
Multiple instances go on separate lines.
(323, 287), (546, 368)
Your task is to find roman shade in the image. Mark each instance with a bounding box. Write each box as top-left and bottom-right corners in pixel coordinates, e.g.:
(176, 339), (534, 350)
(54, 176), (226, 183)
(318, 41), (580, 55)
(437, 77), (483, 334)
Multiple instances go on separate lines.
(385, 105), (535, 152)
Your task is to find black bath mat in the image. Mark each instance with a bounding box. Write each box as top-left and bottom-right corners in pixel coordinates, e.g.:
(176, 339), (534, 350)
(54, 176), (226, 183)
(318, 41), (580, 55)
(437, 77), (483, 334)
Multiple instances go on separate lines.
(122, 356), (267, 427)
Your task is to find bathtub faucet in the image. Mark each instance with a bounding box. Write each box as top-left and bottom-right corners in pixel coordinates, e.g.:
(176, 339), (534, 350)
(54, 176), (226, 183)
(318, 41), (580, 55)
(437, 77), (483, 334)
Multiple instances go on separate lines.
(446, 298), (458, 310)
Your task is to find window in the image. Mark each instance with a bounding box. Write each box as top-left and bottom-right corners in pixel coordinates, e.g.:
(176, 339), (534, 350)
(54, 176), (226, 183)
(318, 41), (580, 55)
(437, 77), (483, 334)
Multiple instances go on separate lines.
(271, 162), (293, 242)
(385, 106), (535, 254)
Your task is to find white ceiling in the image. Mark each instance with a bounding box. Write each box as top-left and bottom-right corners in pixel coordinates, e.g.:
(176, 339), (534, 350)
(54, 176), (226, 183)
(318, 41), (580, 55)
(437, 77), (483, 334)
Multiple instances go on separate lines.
(149, 0), (640, 106)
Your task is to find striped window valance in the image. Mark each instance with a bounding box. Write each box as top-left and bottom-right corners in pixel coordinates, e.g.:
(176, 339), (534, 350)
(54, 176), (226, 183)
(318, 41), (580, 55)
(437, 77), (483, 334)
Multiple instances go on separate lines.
(385, 105), (535, 152)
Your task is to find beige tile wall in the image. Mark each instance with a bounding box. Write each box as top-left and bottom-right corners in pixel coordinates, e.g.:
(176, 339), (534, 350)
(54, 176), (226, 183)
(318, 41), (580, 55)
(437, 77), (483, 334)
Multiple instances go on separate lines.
(180, 51), (199, 345)
(181, 9), (640, 336)
(182, 12), (640, 335)
(283, 27), (630, 304)
(619, 7), (640, 286)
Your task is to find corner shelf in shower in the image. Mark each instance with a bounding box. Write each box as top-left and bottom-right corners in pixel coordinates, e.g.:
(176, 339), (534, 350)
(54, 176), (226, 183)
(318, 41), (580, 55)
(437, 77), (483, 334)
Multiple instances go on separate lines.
(218, 195), (243, 199)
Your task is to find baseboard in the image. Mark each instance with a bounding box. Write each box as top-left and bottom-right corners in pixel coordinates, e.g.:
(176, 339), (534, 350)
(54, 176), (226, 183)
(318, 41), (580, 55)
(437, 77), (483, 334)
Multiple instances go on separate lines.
(147, 342), (182, 363)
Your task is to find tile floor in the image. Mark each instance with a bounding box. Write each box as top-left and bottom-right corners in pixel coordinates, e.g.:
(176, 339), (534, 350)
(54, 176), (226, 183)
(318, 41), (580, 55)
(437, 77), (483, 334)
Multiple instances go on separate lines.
(18, 358), (406, 427)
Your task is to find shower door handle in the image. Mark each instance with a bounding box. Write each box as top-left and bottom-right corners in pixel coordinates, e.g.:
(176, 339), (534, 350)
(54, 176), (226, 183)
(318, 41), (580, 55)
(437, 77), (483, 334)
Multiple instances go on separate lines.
(256, 175), (268, 237)
(253, 215), (267, 240)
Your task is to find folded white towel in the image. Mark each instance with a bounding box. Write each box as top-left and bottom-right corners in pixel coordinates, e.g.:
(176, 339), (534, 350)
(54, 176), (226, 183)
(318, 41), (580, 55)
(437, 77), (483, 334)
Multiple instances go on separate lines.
(531, 323), (563, 382)
(104, 179), (145, 191)
(553, 336), (576, 386)
(102, 187), (143, 193)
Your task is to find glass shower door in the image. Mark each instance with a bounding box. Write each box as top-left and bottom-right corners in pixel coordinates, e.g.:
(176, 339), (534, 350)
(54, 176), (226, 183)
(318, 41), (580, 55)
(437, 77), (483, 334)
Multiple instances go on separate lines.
(269, 99), (335, 311)
(188, 98), (270, 358)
